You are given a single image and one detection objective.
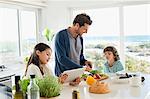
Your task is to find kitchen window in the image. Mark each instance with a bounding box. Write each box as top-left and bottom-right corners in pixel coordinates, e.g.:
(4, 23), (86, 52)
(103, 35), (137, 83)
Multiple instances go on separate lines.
(72, 4), (150, 73)
(0, 8), (19, 64)
(0, 5), (38, 65)
(72, 7), (120, 70)
(124, 4), (150, 73)
(20, 10), (37, 57)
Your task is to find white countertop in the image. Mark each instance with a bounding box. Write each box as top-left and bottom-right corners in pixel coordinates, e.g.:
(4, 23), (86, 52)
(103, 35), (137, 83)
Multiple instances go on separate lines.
(0, 63), (26, 79)
(0, 69), (15, 79)
(50, 73), (150, 99)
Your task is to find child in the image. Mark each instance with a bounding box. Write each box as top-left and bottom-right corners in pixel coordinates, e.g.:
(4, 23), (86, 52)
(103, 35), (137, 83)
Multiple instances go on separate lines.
(103, 46), (123, 73)
(24, 43), (67, 83)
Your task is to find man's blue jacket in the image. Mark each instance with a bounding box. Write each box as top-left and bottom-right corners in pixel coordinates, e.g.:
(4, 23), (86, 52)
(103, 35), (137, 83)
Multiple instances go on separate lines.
(54, 29), (87, 76)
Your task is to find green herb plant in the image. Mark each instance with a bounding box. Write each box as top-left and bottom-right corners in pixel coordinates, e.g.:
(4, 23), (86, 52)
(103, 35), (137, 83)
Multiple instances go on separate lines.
(37, 76), (62, 98)
(19, 78), (30, 94)
(19, 76), (62, 98)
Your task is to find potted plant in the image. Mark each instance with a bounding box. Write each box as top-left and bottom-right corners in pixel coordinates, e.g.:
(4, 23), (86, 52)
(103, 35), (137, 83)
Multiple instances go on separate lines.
(37, 76), (62, 98)
(43, 28), (54, 42)
(19, 78), (30, 99)
(19, 76), (62, 98)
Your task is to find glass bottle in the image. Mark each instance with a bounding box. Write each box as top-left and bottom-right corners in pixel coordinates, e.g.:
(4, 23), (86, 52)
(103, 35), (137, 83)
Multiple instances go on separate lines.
(72, 89), (80, 99)
(27, 75), (40, 99)
(14, 75), (23, 99)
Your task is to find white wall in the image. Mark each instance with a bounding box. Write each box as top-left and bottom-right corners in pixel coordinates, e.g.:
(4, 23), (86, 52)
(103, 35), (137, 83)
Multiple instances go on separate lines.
(40, 1), (71, 34)
(41, 1), (117, 33)
(40, 0), (150, 34)
(40, 1), (121, 33)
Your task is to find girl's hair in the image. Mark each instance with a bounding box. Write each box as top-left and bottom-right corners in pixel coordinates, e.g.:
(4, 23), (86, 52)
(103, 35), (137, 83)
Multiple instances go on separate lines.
(24, 43), (51, 76)
(103, 46), (120, 61)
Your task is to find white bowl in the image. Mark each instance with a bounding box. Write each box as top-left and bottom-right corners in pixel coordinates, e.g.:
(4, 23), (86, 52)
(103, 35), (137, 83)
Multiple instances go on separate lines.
(112, 76), (130, 84)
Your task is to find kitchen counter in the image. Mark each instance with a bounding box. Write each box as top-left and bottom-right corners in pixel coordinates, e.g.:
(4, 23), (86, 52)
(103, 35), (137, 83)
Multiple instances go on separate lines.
(49, 73), (150, 99)
(1, 68), (150, 99)
(0, 68), (15, 87)
(0, 69), (15, 79)
(0, 63), (26, 87)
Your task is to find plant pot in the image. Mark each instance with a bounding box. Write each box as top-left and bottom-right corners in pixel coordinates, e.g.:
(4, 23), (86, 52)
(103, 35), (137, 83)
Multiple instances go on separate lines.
(40, 96), (58, 99)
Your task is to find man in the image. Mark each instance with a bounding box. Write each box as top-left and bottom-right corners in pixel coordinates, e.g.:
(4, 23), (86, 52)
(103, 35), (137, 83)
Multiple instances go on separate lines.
(55, 13), (92, 76)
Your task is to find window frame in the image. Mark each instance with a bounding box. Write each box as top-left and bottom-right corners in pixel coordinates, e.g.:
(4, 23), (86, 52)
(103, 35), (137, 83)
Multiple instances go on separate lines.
(70, 2), (150, 69)
(0, 3), (39, 64)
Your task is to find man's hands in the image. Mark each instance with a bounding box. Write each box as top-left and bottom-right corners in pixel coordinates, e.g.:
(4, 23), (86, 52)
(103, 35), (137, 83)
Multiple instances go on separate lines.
(85, 61), (92, 71)
(69, 77), (81, 86)
(85, 61), (92, 67)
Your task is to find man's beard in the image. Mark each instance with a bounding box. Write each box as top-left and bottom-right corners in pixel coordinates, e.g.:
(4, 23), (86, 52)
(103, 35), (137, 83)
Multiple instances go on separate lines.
(75, 29), (80, 36)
